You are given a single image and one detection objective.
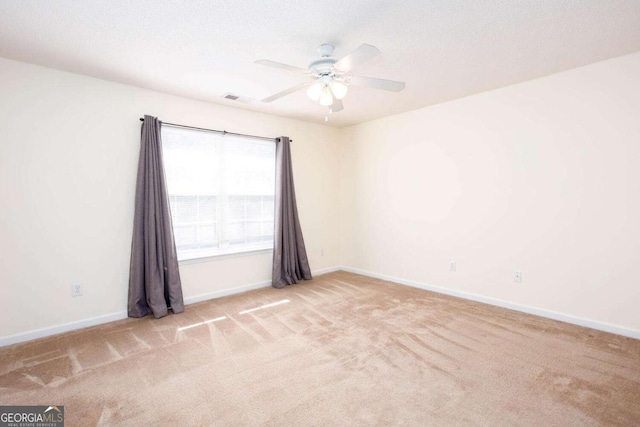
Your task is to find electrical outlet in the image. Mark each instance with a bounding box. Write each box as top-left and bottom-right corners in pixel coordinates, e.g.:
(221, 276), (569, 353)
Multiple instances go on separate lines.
(72, 283), (83, 297)
(449, 261), (457, 272)
(320, 248), (324, 256)
(514, 271), (522, 283)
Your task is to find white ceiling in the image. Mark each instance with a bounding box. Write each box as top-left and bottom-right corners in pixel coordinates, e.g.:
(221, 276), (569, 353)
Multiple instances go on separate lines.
(1, 1), (639, 127)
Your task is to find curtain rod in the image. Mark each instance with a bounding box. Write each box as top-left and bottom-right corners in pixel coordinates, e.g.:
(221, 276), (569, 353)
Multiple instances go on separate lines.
(139, 118), (287, 142)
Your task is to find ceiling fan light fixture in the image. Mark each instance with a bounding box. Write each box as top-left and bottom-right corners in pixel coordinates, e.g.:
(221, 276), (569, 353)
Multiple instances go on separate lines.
(330, 81), (348, 99)
(306, 82), (323, 101)
(319, 86), (333, 106)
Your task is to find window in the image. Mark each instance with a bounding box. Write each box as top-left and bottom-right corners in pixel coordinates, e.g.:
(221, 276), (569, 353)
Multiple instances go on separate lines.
(161, 126), (275, 260)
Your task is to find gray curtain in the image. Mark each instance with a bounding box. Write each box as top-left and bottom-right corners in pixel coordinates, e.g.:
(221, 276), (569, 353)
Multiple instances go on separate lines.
(272, 136), (312, 288)
(128, 115), (184, 318)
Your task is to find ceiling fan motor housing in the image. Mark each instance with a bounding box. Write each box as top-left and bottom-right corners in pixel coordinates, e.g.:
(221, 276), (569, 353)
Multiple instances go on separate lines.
(309, 57), (338, 75)
(309, 44), (341, 76)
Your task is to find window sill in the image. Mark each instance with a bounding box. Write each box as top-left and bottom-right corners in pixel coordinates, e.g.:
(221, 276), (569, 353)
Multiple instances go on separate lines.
(178, 248), (273, 266)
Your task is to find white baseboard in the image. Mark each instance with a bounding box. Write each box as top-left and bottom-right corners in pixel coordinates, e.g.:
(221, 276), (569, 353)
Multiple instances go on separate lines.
(340, 266), (640, 340)
(184, 265), (340, 305)
(183, 280), (272, 305)
(0, 266), (342, 348)
(0, 311), (129, 348)
(312, 266), (342, 276)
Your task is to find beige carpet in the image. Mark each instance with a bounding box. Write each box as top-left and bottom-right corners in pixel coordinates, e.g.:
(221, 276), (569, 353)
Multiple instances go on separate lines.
(1, 271), (639, 426)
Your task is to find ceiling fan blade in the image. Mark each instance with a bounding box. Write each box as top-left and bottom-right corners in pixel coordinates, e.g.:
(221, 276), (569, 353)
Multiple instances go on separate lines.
(349, 75), (405, 92)
(334, 44), (381, 73)
(331, 98), (344, 113)
(261, 81), (312, 103)
(255, 59), (309, 74)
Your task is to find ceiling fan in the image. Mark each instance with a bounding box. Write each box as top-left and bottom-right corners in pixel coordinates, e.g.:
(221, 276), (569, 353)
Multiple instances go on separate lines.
(255, 43), (405, 113)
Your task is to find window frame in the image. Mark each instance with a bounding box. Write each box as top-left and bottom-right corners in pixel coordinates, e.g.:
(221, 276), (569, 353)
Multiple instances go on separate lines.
(161, 125), (276, 262)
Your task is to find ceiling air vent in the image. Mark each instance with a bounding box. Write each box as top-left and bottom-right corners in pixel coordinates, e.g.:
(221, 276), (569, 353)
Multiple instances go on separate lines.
(222, 93), (254, 103)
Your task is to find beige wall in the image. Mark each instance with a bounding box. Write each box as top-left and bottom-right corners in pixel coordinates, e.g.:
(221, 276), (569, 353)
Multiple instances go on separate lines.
(339, 52), (640, 335)
(0, 57), (340, 340)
